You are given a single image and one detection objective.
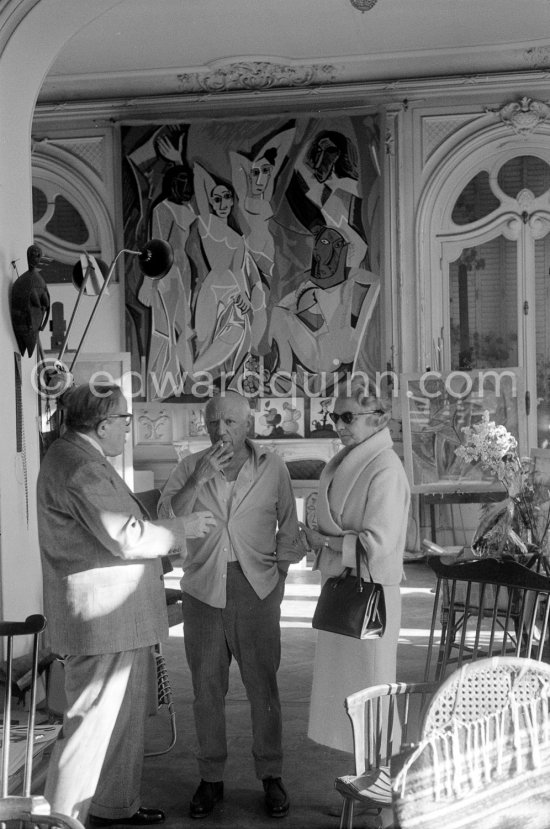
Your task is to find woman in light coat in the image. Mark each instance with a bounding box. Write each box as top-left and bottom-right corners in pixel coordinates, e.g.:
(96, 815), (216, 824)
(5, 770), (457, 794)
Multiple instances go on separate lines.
(301, 380), (410, 753)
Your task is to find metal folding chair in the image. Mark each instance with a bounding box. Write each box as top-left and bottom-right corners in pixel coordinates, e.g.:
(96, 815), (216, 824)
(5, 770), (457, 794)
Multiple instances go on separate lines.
(135, 488), (178, 757)
(0, 614), (84, 829)
(144, 644), (177, 757)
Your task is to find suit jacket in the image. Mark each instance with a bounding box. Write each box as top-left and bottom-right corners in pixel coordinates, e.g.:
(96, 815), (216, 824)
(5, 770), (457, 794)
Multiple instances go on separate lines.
(37, 430), (172, 655)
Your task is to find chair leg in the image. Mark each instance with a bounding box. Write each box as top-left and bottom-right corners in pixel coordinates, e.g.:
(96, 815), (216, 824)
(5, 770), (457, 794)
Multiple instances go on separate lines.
(339, 796), (355, 829)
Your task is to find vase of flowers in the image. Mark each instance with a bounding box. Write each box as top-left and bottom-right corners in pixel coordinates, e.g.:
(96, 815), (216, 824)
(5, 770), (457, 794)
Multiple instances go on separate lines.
(455, 411), (550, 567)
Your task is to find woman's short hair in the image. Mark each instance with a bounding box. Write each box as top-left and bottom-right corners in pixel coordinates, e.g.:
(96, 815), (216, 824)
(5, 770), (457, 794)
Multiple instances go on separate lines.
(337, 376), (392, 425)
(60, 383), (124, 431)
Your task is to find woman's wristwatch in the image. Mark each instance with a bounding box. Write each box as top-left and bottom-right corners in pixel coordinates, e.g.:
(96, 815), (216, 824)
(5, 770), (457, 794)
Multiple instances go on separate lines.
(323, 538), (330, 548)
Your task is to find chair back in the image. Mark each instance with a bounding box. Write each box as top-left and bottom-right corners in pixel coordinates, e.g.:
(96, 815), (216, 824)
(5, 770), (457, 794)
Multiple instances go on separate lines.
(0, 615), (47, 800)
(1, 616), (87, 828)
(344, 681), (437, 777)
(422, 654), (550, 734)
(424, 556), (550, 682)
(393, 656), (550, 829)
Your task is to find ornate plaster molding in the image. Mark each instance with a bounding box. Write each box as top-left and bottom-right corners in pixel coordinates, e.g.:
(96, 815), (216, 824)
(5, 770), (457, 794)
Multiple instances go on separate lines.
(523, 47), (550, 69)
(0, 0), (41, 56)
(489, 96), (550, 136)
(177, 60), (337, 94)
(349, 0), (379, 9)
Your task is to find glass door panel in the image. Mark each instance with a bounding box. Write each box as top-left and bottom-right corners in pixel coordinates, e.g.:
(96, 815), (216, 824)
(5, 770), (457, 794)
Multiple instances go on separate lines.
(449, 237), (518, 371)
(535, 233), (550, 447)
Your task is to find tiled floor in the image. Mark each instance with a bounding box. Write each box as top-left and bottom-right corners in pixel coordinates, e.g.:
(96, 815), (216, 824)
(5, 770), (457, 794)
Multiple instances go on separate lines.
(139, 560), (436, 829)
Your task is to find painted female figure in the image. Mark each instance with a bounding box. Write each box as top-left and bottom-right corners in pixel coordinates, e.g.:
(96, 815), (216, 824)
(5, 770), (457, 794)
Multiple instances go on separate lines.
(292, 130), (368, 269)
(192, 162), (267, 378)
(138, 164), (196, 397)
(230, 125), (295, 285)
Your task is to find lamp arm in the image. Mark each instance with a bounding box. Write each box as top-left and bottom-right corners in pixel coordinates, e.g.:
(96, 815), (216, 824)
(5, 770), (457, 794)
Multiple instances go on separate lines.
(68, 249), (135, 373)
(58, 266), (91, 362)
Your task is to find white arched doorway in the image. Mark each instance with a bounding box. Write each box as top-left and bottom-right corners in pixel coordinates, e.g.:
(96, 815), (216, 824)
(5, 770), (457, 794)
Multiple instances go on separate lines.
(417, 120), (550, 449)
(0, 0), (123, 622)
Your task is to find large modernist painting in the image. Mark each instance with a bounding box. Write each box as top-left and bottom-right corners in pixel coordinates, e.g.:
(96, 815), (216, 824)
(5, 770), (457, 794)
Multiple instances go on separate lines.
(121, 114), (381, 402)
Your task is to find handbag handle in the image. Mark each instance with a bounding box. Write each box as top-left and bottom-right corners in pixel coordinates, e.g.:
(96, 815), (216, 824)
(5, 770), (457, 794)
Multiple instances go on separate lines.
(355, 538), (377, 593)
(333, 538), (371, 594)
(355, 541), (363, 593)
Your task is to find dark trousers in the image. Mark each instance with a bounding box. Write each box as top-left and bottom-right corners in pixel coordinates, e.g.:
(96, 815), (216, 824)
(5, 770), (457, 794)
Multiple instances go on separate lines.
(182, 562), (285, 781)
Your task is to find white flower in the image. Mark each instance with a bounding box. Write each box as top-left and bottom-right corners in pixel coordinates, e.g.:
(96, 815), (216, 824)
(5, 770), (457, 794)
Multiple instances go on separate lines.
(456, 410), (550, 557)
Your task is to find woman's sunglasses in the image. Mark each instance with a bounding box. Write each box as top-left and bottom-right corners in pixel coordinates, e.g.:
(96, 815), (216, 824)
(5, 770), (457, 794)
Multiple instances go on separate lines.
(329, 410), (382, 425)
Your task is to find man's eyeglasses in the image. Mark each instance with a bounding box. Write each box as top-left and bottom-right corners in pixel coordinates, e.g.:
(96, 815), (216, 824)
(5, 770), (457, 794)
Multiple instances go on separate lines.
(104, 413), (133, 426)
(329, 410), (381, 425)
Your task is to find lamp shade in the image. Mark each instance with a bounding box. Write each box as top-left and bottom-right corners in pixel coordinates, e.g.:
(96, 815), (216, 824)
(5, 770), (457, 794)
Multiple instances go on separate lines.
(138, 239), (174, 278)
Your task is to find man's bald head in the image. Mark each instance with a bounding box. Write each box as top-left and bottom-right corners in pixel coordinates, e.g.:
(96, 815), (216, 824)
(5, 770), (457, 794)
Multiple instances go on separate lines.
(204, 392), (253, 453)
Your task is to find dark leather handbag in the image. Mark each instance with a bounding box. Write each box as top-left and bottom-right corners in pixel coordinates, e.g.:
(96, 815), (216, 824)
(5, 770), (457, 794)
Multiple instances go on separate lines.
(312, 541), (386, 639)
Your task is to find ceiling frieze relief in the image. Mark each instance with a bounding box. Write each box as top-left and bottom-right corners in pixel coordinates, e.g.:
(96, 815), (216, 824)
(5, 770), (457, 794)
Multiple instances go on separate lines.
(487, 96), (550, 136)
(177, 60), (338, 93)
(523, 47), (550, 69)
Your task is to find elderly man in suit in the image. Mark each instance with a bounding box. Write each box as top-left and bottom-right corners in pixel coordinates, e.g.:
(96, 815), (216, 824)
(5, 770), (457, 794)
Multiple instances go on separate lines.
(37, 383), (215, 825)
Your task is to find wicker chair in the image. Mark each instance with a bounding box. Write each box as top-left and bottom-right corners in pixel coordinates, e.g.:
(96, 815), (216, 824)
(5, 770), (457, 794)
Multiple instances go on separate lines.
(0, 614), (85, 829)
(393, 656), (550, 829)
(334, 680), (438, 829)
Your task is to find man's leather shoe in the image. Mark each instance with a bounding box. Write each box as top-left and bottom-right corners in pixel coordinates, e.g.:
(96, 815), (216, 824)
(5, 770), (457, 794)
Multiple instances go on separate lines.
(89, 807), (165, 826)
(263, 777), (290, 818)
(189, 780), (224, 819)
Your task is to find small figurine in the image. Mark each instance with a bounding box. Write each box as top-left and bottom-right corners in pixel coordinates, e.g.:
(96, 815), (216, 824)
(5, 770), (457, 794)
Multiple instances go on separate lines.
(10, 244), (51, 357)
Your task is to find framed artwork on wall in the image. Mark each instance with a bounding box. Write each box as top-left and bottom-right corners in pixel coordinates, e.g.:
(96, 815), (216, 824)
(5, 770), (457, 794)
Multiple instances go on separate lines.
(308, 396), (338, 438)
(134, 406), (175, 445)
(186, 404), (208, 437)
(121, 113), (382, 411)
(253, 398), (305, 439)
(400, 368), (526, 494)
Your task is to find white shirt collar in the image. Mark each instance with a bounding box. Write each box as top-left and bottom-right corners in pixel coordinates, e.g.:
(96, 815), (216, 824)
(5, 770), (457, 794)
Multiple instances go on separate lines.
(76, 430), (105, 457)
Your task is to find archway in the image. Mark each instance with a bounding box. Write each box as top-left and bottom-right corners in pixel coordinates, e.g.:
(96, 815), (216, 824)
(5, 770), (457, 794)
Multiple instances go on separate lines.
(0, 0), (124, 622)
(416, 117), (550, 448)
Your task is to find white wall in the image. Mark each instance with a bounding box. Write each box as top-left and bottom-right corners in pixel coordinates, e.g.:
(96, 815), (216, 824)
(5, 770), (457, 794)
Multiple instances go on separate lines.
(0, 0), (124, 637)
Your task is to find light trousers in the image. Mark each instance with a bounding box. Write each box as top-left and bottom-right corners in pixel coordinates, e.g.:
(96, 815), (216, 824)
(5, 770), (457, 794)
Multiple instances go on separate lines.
(44, 646), (155, 823)
(182, 562), (285, 782)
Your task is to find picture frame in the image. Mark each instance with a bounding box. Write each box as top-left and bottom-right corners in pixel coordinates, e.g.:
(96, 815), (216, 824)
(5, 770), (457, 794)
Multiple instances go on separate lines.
(134, 405), (175, 445)
(253, 398), (305, 439)
(187, 404), (209, 437)
(308, 397), (338, 438)
(400, 368), (526, 494)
